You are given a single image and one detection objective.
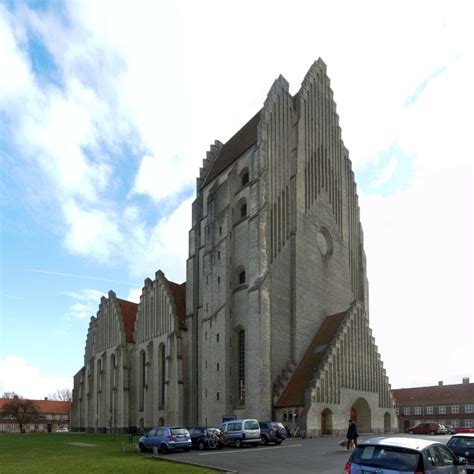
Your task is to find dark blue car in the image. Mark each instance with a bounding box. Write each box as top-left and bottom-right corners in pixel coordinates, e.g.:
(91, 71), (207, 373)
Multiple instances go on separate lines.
(138, 426), (191, 454)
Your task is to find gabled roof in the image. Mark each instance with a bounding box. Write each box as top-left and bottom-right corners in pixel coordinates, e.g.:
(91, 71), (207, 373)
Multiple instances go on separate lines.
(202, 111), (260, 187)
(276, 311), (347, 407)
(392, 383), (474, 406)
(0, 398), (71, 414)
(116, 298), (138, 343)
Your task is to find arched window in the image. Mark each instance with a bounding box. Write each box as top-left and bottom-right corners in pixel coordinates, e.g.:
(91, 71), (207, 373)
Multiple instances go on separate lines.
(159, 344), (166, 409)
(239, 270), (246, 285)
(240, 201), (247, 218)
(238, 330), (245, 401)
(139, 350), (146, 411)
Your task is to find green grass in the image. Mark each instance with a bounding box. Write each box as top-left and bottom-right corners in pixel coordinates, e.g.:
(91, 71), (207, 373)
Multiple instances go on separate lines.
(0, 433), (220, 473)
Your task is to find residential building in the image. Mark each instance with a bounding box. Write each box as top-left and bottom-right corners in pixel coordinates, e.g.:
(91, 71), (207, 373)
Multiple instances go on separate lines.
(392, 378), (474, 432)
(0, 398), (71, 433)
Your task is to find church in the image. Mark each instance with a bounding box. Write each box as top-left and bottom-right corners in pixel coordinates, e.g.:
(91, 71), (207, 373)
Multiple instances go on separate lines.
(71, 59), (396, 436)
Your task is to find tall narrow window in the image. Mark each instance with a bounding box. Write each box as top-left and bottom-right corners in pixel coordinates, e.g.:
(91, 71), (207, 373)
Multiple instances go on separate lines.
(239, 270), (246, 285)
(241, 170), (249, 187)
(109, 354), (115, 413)
(240, 202), (247, 218)
(139, 350), (146, 411)
(238, 330), (245, 401)
(159, 344), (166, 409)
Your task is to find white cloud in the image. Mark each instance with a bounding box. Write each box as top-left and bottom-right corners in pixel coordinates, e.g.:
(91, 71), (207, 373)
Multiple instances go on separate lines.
(370, 157), (397, 189)
(126, 287), (142, 304)
(0, 356), (72, 399)
(62, 288), (106, 319)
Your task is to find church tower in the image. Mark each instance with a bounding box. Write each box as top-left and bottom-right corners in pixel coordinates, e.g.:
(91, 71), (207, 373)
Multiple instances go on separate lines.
(186, 59), (396, 434)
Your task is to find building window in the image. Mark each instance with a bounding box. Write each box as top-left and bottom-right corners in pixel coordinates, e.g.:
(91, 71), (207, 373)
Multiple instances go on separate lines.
(205, 389), (207, 399)
(238, 330), (245, 401)
(241, 170), (249, 187)
(139, 350), (146, 411)
(395, 408), (399, 415)
(217, 251), (221, 260)
(439, 405), (446, 414)
(217, 277), (220, 284)
(453, 420), (460, 428)
(465, 420), (474, 428)
(403, 407), (410, 416)
(426, 406), (433, 415)
(219, 226), (222, 235)
(240, 202), (247, 218)
(159, 344), (166, 409)
(216, 333), (219, 342)
(452, 405), (459, 414)
(415, 407), (422, 415)
(465, 405), (473, 414)
(239, 270), (246, 285)
(205, 360), (207, 369)
(217, 392), (220, 401)
(217, 363), (220, 371)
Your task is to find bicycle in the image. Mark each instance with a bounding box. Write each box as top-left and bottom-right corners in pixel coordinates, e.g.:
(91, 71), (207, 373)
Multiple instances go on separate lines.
(207, 430), (229, 449)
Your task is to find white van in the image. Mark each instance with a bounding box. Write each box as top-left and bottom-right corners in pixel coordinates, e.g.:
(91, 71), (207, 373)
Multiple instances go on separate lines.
(219, 419), (261, 448)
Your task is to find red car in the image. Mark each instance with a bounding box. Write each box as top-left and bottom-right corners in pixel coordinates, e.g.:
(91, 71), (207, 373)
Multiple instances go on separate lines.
(454, 427), (474, 434)
(407, 422), (447, 435)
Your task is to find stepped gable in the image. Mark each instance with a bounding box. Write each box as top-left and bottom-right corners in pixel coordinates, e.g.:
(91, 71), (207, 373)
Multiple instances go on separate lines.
(116, 298), (138, 343)
(276, 310), (347, 407)
(167, 281), (186, 329)
(202, 110), (260, 187)
(392, 382), (474, 405)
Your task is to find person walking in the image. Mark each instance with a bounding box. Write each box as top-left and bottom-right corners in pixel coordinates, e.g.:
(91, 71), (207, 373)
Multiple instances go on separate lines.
(346, 419), (358, 450)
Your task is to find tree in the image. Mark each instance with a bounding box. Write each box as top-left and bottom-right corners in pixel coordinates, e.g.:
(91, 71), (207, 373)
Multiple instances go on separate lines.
(1, 398), (40, 433)
(1, 392), (19, 399)
(48, 388), (72, 401)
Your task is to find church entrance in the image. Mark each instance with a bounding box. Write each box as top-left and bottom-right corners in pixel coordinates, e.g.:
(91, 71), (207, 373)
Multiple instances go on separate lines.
(321, 408), (333, 435)
(350, 397), (371, 433)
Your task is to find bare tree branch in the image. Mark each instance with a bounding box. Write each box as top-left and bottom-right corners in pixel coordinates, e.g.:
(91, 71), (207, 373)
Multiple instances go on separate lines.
(1, 399), (40, 433)
(48, 388), (72, 401)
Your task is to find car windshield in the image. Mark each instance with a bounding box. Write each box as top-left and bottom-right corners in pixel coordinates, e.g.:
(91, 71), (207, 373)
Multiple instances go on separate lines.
(448, 437), (474, 449)
(171, 428), (188, 435)
(244, 420), (259, 430)
(352, 445), (421, 472)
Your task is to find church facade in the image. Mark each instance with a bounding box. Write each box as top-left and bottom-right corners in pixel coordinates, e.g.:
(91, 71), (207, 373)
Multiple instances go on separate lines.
(71, 59), (396, 436)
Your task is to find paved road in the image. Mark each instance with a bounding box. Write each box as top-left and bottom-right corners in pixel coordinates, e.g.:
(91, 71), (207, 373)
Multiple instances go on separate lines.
(161, 433), (454, 473)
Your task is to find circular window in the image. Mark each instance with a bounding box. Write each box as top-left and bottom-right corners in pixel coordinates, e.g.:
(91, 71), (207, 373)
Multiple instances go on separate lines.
(317, 227), (333, 257)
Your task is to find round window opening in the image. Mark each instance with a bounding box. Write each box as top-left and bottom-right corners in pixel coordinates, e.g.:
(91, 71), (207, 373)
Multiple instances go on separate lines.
(317, 227), (333, 257)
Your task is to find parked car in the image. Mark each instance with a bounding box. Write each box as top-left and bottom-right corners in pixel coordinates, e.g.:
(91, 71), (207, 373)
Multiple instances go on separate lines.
(187, 426), (223, 450)
(344, 436), (468, 473)
(56, 427), (68, 433)
(218, 419), (260, 448)
(258, 421), (287, 445)
(455, 428), (474, 434)
(447, 433), (474, 473)
(138, 426), (191, 454)
(407, 422), (447, 435)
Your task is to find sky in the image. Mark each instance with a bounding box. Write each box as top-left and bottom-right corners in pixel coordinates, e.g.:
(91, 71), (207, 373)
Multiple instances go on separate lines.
(0, 0), (472, 399)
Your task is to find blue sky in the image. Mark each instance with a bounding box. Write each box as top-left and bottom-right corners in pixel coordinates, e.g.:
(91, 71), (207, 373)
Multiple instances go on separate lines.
(0, 0), (472, 398)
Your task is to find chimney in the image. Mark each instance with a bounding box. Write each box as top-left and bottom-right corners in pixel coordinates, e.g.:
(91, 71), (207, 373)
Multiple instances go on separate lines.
(438, 381), (443, 386)
(463, 377), (470, 384)
(44, 397), (48, 400)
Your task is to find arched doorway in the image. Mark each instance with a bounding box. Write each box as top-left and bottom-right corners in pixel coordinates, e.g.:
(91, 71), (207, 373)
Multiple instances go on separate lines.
(350, 398), (371, 433)
(384, 412), (391, 432)
(321, 408), (333, 435)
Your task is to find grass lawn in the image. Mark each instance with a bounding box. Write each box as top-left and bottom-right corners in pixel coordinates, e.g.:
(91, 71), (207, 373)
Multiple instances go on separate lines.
(0, 433), (220, 473)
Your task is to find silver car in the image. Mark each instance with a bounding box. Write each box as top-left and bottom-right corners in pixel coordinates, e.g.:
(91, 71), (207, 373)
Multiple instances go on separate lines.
(345, 436), (468, 473)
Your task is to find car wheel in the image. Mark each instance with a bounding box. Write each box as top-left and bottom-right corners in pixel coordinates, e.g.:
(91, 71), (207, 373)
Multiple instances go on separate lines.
(260, 434), (268, 445)
(139, 442), (146, 452)
(184, 448), (191, 452)
(409, 431), (414, 434)
(235, 439), (242, 449)
(198, 440), (206, 451)
(159, 444), (169, 454)
(275, 440), (282, 445)
(430, 431), (435, 435)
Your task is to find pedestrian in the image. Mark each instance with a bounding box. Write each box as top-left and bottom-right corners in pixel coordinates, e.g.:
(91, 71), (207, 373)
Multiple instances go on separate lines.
(346, 419), (358, 450)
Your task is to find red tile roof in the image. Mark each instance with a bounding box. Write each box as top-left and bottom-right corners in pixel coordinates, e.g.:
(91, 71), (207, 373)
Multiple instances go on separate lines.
(167, 281), (186, 329)
(202, 111), (260, 187)
(392, 383), (474, 406)
(0, 398), (71, 414)
(116, 298), (138, 343)
(276, 311), (347, 408)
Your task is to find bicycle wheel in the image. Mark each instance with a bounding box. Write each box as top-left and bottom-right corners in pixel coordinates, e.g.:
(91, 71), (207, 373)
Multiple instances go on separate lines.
(221, 432), (230, 445)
